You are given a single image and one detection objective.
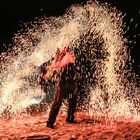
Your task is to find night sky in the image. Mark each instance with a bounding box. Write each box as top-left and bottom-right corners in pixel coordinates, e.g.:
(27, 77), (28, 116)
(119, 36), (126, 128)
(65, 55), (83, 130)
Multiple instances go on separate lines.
(0, 0), (140, 74)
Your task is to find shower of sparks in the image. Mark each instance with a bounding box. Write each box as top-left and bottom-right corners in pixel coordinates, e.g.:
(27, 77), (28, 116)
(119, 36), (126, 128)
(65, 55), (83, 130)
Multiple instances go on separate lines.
(0, 0), (139, 121)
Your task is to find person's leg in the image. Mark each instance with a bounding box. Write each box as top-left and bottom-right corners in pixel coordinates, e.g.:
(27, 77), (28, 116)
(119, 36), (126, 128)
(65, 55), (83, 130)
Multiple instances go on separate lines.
(47, 81), (63, 128)
(66, 82), (77, 123)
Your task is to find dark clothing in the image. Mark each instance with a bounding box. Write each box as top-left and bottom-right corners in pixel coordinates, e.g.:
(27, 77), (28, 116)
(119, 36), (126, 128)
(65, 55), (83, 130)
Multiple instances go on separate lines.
(47, 63), (77, 125)
(60, 63), (77, 83)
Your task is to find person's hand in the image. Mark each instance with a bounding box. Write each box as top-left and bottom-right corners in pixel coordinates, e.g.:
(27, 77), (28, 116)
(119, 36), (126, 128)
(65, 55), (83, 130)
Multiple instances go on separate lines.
(43, 71), (51, 80)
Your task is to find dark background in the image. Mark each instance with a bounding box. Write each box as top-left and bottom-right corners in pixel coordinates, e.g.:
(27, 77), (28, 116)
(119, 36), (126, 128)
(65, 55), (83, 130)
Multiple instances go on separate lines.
(0, 0), (139, 74)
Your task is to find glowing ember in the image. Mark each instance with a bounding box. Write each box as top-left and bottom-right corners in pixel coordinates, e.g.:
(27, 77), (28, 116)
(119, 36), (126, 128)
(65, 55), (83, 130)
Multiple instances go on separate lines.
(0, 0), (139, 123)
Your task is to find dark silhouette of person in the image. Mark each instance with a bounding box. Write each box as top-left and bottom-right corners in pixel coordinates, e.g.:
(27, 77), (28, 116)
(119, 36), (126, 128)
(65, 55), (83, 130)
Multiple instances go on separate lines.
(40, 47), (78, 128)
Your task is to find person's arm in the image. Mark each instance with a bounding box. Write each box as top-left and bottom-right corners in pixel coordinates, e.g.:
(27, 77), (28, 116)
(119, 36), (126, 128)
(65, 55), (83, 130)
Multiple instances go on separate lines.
(42, 61), (61, 80)
(43, 51), (75, 80)
(59, 52), (75, 67)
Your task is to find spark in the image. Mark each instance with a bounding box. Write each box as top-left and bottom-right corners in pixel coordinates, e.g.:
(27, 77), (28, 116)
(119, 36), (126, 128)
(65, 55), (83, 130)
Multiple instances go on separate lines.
(0, 0), (139, 122)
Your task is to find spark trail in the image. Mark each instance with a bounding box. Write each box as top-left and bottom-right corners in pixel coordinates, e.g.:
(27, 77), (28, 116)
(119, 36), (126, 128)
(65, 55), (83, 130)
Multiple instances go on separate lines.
(0, 1), (139, 121)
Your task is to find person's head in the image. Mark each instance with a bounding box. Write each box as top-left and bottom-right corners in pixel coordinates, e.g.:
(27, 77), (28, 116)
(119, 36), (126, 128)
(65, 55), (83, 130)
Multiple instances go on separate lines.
(56, 46), (70, 61)
(58, 46), (70, 53)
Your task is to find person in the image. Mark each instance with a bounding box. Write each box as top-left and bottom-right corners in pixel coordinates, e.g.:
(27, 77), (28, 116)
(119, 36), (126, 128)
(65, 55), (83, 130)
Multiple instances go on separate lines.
(41, 47), (78, 128)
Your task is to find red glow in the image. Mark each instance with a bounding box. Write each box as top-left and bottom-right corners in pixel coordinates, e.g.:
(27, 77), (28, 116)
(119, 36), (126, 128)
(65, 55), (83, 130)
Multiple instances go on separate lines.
(43, 48), (75, 80)
(0, 112), (140, 139)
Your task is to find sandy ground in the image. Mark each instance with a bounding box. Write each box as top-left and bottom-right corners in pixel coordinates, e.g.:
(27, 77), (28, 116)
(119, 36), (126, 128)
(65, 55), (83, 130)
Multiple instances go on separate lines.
(0, 112), (140, 140)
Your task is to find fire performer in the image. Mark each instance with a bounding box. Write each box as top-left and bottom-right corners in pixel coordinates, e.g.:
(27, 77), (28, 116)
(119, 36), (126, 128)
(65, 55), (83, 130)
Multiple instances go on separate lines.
(40, 47), (78, 128)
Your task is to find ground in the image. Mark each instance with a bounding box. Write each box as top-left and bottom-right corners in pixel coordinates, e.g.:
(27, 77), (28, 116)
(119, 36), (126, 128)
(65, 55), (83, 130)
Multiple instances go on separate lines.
(0, 111), (140, 140)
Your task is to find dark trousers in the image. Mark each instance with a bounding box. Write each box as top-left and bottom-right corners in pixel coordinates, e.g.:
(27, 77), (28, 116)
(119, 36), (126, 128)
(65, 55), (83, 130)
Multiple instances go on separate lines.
(47, 80), (77, 125)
